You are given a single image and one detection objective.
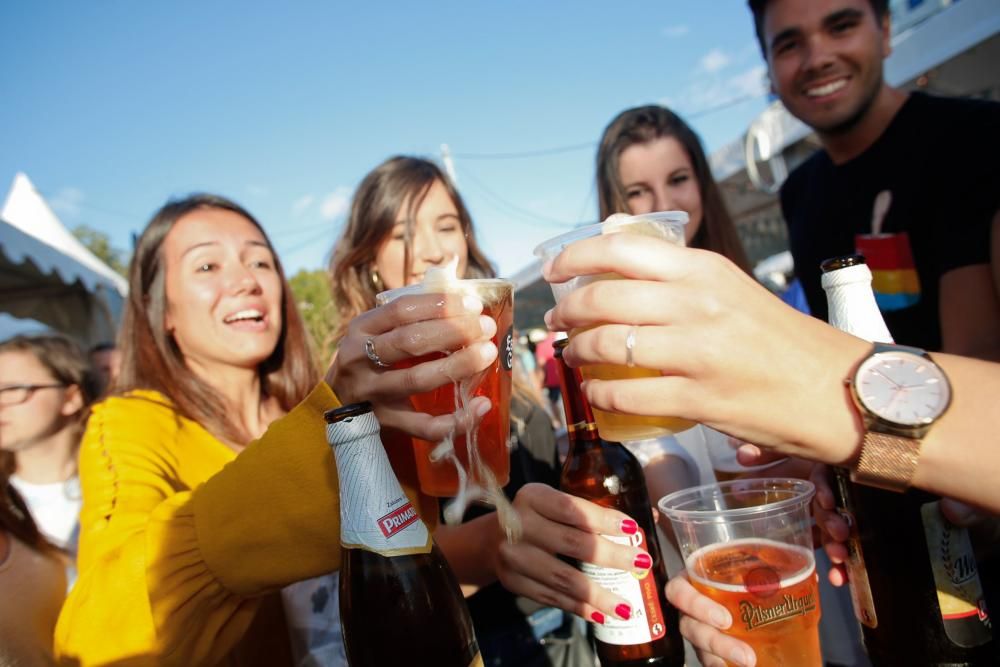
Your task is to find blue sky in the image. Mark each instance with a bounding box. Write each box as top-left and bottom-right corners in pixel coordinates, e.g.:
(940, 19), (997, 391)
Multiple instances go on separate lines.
(1, 0), (771, 279)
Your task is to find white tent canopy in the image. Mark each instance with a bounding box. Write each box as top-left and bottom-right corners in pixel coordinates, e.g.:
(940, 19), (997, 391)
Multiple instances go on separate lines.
(0, 173), (126, 345)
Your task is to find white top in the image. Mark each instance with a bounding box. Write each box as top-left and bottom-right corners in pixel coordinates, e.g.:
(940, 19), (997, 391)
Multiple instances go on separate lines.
(9, 476), (81, 553)
(623, 426), (715, 487)
(9, 475), (81, 589)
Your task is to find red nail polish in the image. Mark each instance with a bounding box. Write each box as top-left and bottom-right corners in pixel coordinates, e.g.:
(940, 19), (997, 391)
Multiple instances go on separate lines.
(620, 519), (638, 535)
(615, 603), (632, 620)
(633, 552), (652, 569)
(590, 611), (605, 625)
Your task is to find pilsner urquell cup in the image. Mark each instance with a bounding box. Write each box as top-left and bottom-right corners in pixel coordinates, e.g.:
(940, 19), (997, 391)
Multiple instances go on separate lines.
(375, 278), (513, 497)
(659, 479), (821, 666)
(533, 210), (692, 442)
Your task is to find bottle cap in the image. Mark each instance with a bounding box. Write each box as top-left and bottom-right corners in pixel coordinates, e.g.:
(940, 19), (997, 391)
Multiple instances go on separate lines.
(324, 401), (374, 424)
(820, 254), (866, 273)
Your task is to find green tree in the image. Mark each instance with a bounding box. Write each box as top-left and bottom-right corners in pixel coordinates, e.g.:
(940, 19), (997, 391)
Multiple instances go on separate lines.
(288, 269), (339, 362)
(72, 225), (129, 276)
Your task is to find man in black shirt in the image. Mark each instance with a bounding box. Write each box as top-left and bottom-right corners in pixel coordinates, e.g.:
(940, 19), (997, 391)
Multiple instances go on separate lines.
(748, 0), (1000, 359)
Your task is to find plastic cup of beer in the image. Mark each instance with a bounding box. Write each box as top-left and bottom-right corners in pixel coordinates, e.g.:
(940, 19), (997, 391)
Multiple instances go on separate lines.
(702, 427), (790, 482)
(658, 479), (821, 666)
(376, 278), (513, 497)
(533, 210), (693, 442)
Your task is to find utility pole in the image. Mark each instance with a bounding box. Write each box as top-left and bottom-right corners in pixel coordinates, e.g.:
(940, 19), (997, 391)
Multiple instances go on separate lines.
(440, 143), (457, 184)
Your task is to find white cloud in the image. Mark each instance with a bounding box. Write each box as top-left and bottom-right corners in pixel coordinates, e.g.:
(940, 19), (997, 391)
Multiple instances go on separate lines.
(48, 187), (84, 219)
(246, 184), (269, 198)
(291, 195), (315, 217)
(320, 187), (351, 220)
(662, 24), (690, 38)
(670, 64), (768, 114)
(698, 48), (731, 73)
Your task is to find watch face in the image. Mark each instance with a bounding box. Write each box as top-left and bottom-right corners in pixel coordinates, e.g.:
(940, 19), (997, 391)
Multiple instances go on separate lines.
(855, 351), (951, 426)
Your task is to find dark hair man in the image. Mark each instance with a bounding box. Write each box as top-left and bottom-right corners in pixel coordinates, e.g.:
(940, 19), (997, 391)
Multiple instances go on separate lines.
(748, 0), (1000, 360)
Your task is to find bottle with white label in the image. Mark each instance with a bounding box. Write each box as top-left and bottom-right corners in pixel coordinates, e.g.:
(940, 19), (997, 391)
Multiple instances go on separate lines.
(554, 340), (685, 667)
(822, 255), (994, 666)
(326, 402), (483, 667)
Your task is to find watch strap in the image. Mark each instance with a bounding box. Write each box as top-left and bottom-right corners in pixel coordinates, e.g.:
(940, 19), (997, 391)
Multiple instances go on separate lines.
(851, 431), (922, 493)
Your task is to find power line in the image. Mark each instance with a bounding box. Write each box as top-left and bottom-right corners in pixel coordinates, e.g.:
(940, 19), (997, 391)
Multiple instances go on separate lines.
(450, 90), (766, 161)
(277, 226), (335, 259)
(453, 140), (596, 161)
(459, 166), (583, 228)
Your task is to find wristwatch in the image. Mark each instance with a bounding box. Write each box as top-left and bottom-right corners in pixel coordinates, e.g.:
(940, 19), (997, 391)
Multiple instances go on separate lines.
(848, 342), (952, 492)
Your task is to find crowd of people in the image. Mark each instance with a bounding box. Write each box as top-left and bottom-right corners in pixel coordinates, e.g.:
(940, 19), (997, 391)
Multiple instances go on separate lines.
(1, 0), (998, 665)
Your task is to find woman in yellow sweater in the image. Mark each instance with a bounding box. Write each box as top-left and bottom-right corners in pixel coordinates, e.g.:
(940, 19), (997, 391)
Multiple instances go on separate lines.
(55, 193), (498, 666)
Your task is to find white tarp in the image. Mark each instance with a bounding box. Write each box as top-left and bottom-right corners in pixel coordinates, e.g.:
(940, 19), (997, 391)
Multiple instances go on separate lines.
(0, 173), (126, 345)
(1, 173), (127, 295)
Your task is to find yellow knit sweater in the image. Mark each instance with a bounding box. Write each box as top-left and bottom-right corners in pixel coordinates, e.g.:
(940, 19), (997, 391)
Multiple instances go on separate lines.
(55, 382), (436, 666)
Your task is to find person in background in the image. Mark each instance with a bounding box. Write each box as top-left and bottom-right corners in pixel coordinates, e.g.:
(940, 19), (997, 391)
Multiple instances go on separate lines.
(88, 341), (121, 395)
(55, 193), (505, 666)
(747, 0), (1000, 359)
(1, 471), (67, 665)
(0, 334), (97, 581)
(330, 156), (601, 666)
(542, 231), (1000, 666)
(596, 104), (752, 273)
(532, 330), (564, 429)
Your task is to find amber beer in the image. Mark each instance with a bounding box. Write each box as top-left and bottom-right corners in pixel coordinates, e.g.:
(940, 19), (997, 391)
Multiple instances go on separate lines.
(534, 211), (694, 442)
(325, 402), (482, 667)
(377, 279), (513, 497)
(688, 539), (822, 665)
(576, 358), (695, 441)
(660, 479), (819, 667)
(555, 340), (685, 666)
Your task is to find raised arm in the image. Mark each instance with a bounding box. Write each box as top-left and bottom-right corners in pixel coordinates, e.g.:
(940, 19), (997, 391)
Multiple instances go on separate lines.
(544, 234), (1000, 513)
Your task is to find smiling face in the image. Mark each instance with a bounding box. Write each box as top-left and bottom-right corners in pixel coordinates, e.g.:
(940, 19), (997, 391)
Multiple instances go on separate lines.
(0, 350), (80, 455)
(762, 0), (891, 136)
(161, 207), (283, 377)
(617, 136), (704, 243)
(374, 179), (470, 289)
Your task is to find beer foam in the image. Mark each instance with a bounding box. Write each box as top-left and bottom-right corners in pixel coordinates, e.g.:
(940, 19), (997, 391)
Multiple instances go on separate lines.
(421, 255), (461, 290)
(686, 538), (815, 594)
(440, 362), (522, 543)
(601, 212), (686, 245)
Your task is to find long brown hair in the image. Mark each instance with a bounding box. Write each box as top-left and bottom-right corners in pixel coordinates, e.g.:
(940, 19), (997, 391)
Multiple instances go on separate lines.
(329, 156), (496, 342)
(0, 334), (97, 477)
(0, 472), (54, 554)
(596, 105), (752, 274)
(116, 193), (318, 445)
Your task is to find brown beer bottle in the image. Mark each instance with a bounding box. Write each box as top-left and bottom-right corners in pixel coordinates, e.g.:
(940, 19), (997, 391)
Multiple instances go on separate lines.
(325, 402), (483, 667)
(554, 339), (685, 666)
(822, 255), (996, 666)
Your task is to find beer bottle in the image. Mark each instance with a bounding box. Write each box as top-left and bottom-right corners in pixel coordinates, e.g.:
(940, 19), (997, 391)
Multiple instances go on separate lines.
(554, 339), (685, 666)
(822, 255), (995, 666)
(325, 402), (483, 667)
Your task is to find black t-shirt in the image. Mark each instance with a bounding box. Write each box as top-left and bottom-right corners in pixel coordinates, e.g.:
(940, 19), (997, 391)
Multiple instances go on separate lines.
(781, 92), (999, 350)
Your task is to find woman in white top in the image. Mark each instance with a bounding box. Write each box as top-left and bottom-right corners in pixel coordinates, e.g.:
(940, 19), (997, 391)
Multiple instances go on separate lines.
(0, 334), (98, 579)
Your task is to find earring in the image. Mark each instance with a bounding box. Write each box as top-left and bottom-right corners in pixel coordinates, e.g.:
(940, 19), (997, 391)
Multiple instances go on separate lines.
(370, 268), (383, 292)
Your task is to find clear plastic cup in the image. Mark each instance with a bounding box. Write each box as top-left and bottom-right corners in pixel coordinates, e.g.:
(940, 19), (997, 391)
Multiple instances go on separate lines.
(659, 479), (821, 666)
(701, 427), (789, 482)
(376, 278), (513, 497)
(533, 211), (692, 442)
